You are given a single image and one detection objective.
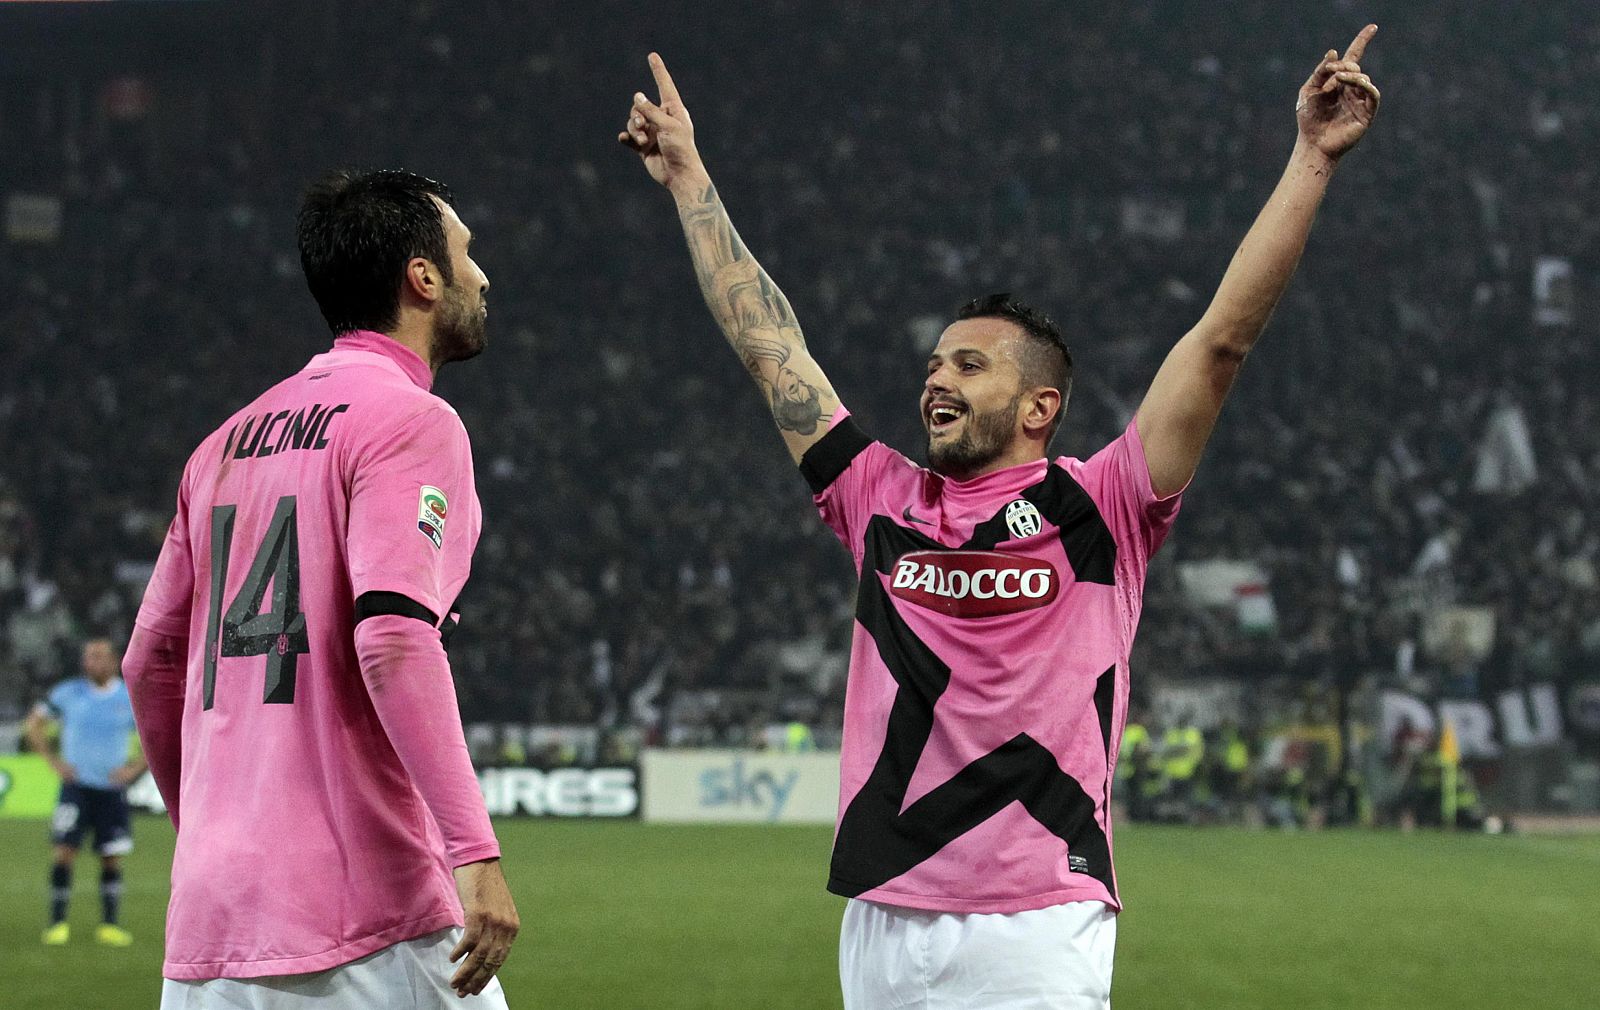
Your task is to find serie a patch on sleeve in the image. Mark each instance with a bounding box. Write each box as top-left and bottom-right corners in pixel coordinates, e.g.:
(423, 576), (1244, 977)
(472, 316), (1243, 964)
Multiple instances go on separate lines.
(418, 485), (449, 549)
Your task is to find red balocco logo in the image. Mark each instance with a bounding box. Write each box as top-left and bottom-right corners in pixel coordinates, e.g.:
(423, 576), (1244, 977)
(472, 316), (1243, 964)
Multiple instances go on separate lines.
(888, 550), (1059, 618)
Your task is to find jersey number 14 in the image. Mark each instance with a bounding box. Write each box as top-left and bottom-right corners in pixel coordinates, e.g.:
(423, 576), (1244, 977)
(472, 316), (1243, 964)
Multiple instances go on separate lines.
(203, 495), (310, 710)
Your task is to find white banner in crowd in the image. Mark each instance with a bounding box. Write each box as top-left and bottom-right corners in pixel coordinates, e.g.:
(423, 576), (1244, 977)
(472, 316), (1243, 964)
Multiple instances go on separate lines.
(641, 749), (840, 824)
(478, 766), (638, 818)
(1381, 685), (1564, 759)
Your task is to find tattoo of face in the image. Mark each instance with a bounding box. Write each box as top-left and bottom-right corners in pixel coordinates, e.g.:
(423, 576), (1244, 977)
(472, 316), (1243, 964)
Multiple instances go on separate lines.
(678, 181), (828, 434)
(769, 369), (825, 434)
(738, 335), (824, 433)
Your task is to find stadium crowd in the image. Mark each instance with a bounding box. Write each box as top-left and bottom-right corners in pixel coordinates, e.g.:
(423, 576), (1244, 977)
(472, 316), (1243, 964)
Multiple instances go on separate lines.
(2, 1), (1597, 765)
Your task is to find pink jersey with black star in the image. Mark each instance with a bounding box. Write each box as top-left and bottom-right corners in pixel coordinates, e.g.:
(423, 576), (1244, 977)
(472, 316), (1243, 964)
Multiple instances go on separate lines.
(132, 330), (496, 979)
(800, 410), (1181, 914)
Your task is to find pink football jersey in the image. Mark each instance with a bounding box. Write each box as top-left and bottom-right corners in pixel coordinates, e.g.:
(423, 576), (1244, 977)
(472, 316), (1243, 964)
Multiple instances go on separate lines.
(800, 410), (1181, 914)
(133, 331), (497, 978)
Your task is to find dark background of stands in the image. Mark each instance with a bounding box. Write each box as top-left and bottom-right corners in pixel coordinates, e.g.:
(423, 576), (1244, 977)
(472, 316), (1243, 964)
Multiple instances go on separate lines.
(1, 1), (1595, 756)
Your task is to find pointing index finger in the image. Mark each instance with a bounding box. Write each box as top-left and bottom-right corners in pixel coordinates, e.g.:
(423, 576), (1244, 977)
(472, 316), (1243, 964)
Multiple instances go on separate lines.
(648, 52), (681, 106)
(1343, 24), (1377, 64)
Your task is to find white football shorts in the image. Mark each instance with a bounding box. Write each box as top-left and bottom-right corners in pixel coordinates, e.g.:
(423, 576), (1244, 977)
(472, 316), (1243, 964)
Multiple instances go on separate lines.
(840, 897), (1116, 1010)
(158, 927), (509, 1010)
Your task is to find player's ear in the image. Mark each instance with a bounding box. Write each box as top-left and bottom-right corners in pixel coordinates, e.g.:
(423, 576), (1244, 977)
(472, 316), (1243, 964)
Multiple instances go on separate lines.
(1024, 387), (1061, 437)
(403, 256), (441, 304)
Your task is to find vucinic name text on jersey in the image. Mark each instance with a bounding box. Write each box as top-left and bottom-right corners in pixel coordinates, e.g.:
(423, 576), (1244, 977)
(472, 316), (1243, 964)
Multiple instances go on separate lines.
(220, 403), (351, 460)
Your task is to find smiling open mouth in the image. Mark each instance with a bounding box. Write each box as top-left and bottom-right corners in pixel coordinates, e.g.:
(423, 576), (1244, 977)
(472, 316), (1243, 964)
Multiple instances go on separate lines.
(927, 402), (967, 433)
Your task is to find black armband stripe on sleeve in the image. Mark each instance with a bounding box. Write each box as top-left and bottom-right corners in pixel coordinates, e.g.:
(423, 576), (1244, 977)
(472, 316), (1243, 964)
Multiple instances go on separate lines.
(799, 418), (873, 495)
(354, 591), (439, 628)
(439, 597), (460, 651)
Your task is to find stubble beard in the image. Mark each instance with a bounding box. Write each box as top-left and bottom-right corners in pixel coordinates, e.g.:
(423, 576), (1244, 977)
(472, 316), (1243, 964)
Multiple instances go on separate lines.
(927, 392), (1021, 480)
(431, 283), (488, 366)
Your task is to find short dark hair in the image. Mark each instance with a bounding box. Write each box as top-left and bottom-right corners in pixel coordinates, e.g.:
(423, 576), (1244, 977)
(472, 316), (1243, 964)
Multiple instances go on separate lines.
(956, 292), (1074, 439)
(297, 169), (455, 335)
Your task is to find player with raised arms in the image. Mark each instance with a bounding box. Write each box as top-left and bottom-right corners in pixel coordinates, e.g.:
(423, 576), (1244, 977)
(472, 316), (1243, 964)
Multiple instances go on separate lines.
(124, 170), (519, 1008)
(621, 26), (1380, 1008)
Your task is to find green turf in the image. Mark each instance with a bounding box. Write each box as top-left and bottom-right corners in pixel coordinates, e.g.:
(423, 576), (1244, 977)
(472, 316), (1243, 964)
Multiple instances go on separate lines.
(1, 817), (1594, 1008)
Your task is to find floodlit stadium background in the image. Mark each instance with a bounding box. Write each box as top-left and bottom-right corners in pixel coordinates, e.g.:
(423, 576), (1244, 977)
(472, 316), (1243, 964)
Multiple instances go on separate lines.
(1, 1), (1596, 1007)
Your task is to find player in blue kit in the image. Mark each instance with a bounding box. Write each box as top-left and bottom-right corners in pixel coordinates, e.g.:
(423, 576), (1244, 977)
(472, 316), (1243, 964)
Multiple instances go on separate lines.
(25, 637), (147, 946)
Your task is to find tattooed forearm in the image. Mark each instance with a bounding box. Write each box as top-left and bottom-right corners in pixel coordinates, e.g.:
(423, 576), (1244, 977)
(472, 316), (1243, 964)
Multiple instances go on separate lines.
(674, 181), (834, 436)
(679, 183), (749, 314)
(739, 332), (796, 369)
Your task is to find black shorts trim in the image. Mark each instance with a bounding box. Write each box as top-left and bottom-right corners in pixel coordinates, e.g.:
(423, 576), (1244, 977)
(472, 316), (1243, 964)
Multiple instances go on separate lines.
(799, 418), (873, 494)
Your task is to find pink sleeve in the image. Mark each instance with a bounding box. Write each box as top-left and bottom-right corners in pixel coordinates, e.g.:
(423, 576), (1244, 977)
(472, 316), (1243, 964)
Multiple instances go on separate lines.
(127, 473), (196, 828)
(805, 410), (914, 561)
(123, 625), (187, 829)
(347, 404), (475, 622)
(353, 614), (500, 866)
(134, 473), (197, 639)
(1077, 419), (1184, 572)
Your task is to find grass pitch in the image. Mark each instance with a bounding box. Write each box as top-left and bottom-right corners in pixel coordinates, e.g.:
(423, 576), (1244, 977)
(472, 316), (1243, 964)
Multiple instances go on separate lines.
(1, 817), (1594, 1008)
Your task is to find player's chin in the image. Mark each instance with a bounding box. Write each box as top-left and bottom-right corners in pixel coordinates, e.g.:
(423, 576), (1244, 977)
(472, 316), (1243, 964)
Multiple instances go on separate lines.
(926, 439), (963, 472)
(448, 324), (489, 363)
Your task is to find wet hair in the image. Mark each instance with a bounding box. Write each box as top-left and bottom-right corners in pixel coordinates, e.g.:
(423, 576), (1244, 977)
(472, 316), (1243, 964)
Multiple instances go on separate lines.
(297, 169), (455, 335)
(956, 292), (1074, 440)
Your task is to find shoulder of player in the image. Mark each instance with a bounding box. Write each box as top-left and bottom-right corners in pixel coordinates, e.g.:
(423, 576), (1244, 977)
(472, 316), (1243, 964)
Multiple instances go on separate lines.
(343, 396), (472, 471)
(1048, 440), (1177, 544)
(806, 434), (922, 501)
(1051, 425), (1137, 476)
(1050, 451), (1091, 474)
(810, 416), (907, 471)
(387, 393), (470, 440)
(871, 439), (921, 472)
(46, 677), (85, 702)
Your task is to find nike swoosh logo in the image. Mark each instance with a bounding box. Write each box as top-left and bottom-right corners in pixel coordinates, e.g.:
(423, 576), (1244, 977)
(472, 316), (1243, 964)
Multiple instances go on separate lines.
(902, 507), (933, 526)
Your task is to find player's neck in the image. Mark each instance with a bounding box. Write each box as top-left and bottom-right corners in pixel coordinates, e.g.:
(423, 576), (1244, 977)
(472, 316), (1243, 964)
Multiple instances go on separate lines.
(938, 444), (1048, 484)
(381, 318), (439, 376)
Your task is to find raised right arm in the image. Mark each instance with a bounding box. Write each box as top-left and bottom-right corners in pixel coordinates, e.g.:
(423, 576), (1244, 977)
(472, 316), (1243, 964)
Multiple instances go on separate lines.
(621, 54), (842, 463)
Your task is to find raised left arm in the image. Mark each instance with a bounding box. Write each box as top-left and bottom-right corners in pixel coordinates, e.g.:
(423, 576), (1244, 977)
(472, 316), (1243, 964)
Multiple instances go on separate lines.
(1136, 25), (1381, 497)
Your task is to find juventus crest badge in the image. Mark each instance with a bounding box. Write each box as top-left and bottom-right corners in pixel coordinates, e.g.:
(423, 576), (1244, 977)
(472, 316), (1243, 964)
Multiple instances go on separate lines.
(1004, 499), (1043, 539)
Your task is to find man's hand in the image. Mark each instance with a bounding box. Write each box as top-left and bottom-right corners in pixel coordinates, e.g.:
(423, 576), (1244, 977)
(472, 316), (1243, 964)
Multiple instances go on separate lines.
(109, 764), (141, 788)
(51, 759), (77, 784)
(1297, 24), (1381, 161)
(449, 858), (519, 998)
(618, 53), (708, 195)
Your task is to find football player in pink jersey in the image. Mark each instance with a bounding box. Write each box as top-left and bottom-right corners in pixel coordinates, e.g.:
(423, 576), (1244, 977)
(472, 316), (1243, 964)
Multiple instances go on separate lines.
(622, 26), (1380, 1009)
(124, 170), (518, 1008)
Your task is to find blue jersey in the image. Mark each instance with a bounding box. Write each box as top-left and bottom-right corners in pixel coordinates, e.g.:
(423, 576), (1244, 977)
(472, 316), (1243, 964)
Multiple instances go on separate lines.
(43, 678), (136, 790)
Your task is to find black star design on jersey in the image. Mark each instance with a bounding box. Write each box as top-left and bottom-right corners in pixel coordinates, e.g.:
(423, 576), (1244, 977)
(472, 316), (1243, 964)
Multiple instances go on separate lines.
(827, 468), (1121, 901)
